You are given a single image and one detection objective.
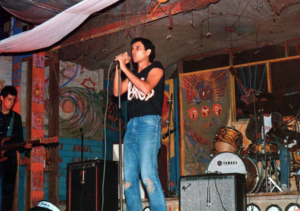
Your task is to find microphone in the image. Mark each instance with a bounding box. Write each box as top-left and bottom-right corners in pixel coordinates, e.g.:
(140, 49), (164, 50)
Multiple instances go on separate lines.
(162, 129), (176, 139)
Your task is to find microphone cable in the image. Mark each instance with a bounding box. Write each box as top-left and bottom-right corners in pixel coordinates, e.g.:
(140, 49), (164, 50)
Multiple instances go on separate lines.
(101, 61), (115, 211)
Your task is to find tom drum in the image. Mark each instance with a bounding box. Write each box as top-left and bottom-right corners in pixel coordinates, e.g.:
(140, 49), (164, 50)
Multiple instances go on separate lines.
(213, 127), (243, 154)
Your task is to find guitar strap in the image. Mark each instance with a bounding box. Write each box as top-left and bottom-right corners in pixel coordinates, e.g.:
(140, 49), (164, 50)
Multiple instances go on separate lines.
(6, 111), (14, 138)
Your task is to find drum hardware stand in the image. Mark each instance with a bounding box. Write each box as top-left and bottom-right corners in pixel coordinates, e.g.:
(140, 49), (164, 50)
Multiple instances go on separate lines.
(284, 135), (292, 191)
(258, 104), (282, 193)
(259, 156), (282, 192)
(259, 105), (270, 192)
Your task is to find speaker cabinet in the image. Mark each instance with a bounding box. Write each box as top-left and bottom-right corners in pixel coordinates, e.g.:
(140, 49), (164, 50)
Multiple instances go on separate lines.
(180, 173), (246, 211)
(67, 160), (118, 211)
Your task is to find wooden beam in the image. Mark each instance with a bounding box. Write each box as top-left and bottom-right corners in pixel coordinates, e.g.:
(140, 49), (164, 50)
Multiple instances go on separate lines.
(52, 0), (219, 50)
(25, 59), (33, 211)
(182, 41), (271, 61)
(47, 50), (60, 207)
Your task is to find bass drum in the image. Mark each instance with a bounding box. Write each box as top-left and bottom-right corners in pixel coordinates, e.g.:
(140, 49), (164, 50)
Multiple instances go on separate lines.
(205, 152), (259, 193)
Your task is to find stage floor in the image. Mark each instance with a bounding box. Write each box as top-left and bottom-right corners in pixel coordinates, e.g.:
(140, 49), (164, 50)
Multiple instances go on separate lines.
(163, 191), (300, 211)
(59, 191), (300, 211)
(59, 176), (300, 211)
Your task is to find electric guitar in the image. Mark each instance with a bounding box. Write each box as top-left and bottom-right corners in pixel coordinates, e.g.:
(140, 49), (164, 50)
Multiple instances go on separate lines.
(229, 66), (257, 104)
(0, 136), (59, 162)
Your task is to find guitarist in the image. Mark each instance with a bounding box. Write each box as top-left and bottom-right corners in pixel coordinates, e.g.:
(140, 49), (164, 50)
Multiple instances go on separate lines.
(0, 86), (31, 210)
(245, 98), (291, 192)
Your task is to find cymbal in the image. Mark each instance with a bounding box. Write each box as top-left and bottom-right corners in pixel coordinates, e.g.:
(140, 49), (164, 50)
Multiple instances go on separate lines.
(244, 100), (278, 114)
(271, 129), (300, 140)
(253, 91), (274, 100)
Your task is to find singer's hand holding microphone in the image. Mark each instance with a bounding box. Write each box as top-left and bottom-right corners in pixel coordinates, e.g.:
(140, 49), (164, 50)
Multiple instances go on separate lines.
(114, 52), (131, 71)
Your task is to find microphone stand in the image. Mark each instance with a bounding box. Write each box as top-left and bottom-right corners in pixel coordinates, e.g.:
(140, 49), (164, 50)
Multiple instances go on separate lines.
(80, 128), (84, 162)
(260, 109), (269, 192)
(117, 64), (124, 211)
(166, 94), (173, 196)
(80, 128), (85, 186)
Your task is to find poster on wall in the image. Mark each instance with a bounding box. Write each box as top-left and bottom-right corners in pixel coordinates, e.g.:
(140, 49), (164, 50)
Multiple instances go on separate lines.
(179, 68), (231, 176)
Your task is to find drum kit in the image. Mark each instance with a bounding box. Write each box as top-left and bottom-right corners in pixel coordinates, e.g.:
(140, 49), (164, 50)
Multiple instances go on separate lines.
(206, 91), (300, 193)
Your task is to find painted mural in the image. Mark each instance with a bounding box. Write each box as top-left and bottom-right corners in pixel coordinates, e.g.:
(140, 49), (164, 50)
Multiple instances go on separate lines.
(180, 68), (231, 176)
(44, 61), (104, 140)
(0, 56), (12, 89)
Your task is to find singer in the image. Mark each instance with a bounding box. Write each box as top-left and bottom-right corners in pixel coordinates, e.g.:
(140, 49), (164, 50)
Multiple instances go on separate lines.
(113, 37), (167, 211)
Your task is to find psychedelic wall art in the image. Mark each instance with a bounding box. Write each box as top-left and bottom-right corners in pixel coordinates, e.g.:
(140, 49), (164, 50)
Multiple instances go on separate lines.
(42, 61), (105, 201)
(44, 61), (104, 140)
(179, 68), (231, 175)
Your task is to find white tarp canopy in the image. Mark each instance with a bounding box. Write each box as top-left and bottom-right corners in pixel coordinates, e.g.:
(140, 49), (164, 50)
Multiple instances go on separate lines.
(0, 0), (119, 53)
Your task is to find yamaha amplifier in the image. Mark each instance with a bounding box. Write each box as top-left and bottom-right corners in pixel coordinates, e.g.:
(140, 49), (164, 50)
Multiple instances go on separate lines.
(67, 159), (118, 211)
(180, 173), (246, 211)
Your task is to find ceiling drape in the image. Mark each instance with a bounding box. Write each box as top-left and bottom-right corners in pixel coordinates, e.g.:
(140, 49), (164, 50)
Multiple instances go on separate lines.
(0, 0), (119, 54)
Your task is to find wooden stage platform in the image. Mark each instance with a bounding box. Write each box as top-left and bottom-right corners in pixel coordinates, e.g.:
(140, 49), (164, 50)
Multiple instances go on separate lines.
(59, 191), (300, 211)
(59, 177), (300, 210)
(146, 191), (300, 211)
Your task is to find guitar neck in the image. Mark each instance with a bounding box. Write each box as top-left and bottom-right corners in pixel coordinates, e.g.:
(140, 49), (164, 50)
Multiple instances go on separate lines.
(235, 77), (249, 95)
(0, 140), (40, 151)
(0, 137), (58, 151)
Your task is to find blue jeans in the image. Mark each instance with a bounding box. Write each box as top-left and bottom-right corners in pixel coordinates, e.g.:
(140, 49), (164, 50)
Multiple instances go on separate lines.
(275, 141), (291, 186)
(123, 115), (167, 211)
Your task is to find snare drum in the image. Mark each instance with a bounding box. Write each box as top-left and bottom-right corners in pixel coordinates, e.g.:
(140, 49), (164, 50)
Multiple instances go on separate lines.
(248, 143), (279, 159)
(213, 127), (243, 153)
(206, 152), (260, 193)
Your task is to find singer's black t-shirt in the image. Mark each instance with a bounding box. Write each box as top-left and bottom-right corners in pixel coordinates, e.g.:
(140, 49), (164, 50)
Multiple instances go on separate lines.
(127, 61), (165, 120)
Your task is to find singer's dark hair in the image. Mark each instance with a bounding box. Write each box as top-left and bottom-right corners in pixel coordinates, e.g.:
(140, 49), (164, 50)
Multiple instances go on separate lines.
(131, 37), (155, 63)
(0, 86), (17, 98)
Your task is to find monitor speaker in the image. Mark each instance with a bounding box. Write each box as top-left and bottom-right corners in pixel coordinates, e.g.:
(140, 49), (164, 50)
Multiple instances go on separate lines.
(67, 159), (118, 211)
(180, 173), (246, 211)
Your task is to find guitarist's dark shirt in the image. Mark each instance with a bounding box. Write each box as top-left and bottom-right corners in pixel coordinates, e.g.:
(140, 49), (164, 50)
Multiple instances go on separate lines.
(0, 110), (24, 176)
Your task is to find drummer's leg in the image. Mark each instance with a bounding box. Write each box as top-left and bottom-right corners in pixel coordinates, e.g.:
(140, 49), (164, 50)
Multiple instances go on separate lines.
(274, 141), (291, 189)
